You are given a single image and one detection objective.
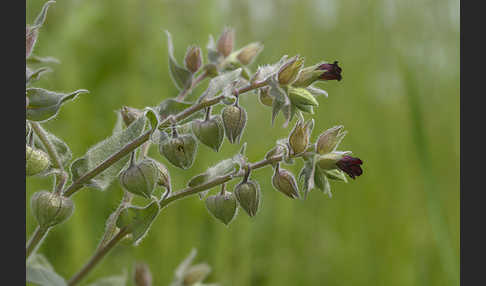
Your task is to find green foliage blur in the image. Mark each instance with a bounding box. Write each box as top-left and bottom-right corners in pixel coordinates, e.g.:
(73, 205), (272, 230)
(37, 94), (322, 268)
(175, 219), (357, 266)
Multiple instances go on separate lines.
(26, 0), (459, 285)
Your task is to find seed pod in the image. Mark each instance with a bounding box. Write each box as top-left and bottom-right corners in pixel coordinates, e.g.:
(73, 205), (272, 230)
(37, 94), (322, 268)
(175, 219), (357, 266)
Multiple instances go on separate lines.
(217, 27), (235, 57)
(278, 56), (304, 85)
(134, 262), (152, 286)
(288, 119), (313, 155)
(272, 164), (300, 199)
(152, 160), (171, 190)
(236, 42), (263, 65)
(26, 145), (50, 176)
(205, 191), (238, 225)
(185, 45), (203, 73)
(183, 264), (211, 286)
(31, 191), (74, 228)
(234, 180), (261, 217)
(222, 104), (247, 144)
(191, 115), (224, 152)
(119, 158), (158, 199)
(258, 87), (273, 107)
(159, 134), (198, 169)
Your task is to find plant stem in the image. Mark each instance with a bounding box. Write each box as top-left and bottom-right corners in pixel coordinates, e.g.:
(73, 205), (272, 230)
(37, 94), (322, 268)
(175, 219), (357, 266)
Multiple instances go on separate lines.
(67, 228), (129, 286)
(63, 79), (268, 198)
(26, 226), (49, 259)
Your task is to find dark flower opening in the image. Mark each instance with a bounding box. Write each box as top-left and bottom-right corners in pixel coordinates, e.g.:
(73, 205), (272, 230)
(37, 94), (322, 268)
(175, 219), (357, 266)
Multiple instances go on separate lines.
(336, 155), (363, 179)
(318, 61), (342, 81)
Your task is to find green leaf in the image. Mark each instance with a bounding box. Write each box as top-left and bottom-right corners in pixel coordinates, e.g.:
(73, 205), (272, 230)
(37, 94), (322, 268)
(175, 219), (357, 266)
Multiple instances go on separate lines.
(198, 68), (242, 102)
(157, 98), (203, 124)
(144, 107), (160, 133)
(298, 157), (316, 199)
(116, 201), (160, 245)
(27, 55), (60, 65)
(166, 31), (192, 91)
(26, 67), (51, 85)
(324, 169), (348, 182)
(26, 254), (66, 286)
(26, 88), (88, 122)
(188, 158), (239, 187)
(268, 75), (290, 126)
(314, 167), (332, 198)
(34, 132), (72, 169)
(70, 116), (146, 191)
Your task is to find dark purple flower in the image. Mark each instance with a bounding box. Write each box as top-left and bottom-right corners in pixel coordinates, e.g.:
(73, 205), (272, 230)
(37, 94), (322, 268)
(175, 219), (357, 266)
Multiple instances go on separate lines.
(336, 155), (363, 179)
(318, 61), (342, 81)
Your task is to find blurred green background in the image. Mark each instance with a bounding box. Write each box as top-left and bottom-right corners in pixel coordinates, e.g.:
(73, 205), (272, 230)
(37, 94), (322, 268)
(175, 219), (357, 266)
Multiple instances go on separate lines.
(26, 0), (459, 285)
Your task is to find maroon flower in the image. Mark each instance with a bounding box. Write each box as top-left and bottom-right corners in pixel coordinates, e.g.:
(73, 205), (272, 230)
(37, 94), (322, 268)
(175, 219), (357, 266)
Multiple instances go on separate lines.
(318, 61), (342, 81)
(336, 155), (363, 179)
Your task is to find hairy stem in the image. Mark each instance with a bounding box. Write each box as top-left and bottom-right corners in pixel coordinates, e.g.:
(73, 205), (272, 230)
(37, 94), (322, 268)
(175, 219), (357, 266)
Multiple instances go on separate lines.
(67, 228), (129, 286)
(26, 226), (49, 259)
(64, 80), (267, 198)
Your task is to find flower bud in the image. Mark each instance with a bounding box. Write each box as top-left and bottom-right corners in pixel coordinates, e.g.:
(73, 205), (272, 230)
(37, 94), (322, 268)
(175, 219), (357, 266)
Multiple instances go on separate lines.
(222, 104), (247, 144)
(26, 145), (50, 176)
(191, 115), (224, 152)
(152, 160), (171, 190)
(336, 155), (363, 179)
(159, 134), (198, 169)
(317, 61), (342, 81)
(182, 263), (211, 286)
(316, 125), (347, 154)
(234, 180), (260, 217)
(217, 27), (235, 57)
(278, 56), (304, 85)
(120, 106), (143, 127)
(272, 165), (300, 199)
(288, 119), (313, 155)
(134, 262), (152, 286)
(31, 191), (74, 228)
(291, 64), (325, 87)
(258, 87), (273, 107)
(236, 42), (263, 65)
(205, 191), (238, 225)
(120, 158), (158, 199)
(287, 86), (319, 107)
(26, 26), (38, 58)
(316, 152), (348, 170)
(184, 46), (203, 73)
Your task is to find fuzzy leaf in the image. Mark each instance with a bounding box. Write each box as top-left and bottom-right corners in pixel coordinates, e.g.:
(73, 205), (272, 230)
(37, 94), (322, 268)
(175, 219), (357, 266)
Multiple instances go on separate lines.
(324, 169), (348, 182)
(268, 76), (289, 125)
(70, 116), (145, 191)
(157, 98), (203, 124)
(32, 1), (56, 29)
(144, 107), (160, 133)
(306, 85), (328, 98)
(117, 201), (160, 245)
(27, 55), (60, 65)
(27, 254), (66, 286)
(298, 157), (316, 199)
(26, 88), (88, 122)
(166, 31), (192, 91)
(206, 35), (222, 64)
(314, 167), (332, 198)
(26, 67), (51, 85)
(188, 158), (238, 187)
(198, 68), (242, 102)
(34, 132), (72, 169)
